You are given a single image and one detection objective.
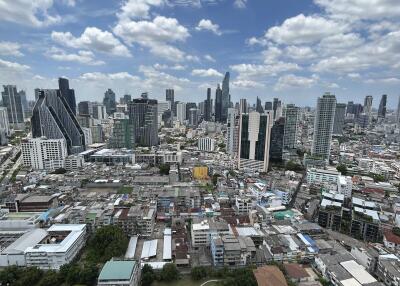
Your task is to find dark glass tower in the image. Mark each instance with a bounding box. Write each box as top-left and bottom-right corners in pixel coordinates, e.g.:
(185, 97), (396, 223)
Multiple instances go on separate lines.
(256, 96), (264, 114)
(103, 89), (116, 115)
(128, 98), (158, 147)
(221, 72), (230, 123)
(215, 84), (223, 122)
(204, 88), (212, 121)
(166, 89), (175, 116)
(1, 85), (24, 126)
(31, 89), (85, 154)
(269, 117), (285, 162)
(58, 77), (76, 115)
(378, 94), (387, 118)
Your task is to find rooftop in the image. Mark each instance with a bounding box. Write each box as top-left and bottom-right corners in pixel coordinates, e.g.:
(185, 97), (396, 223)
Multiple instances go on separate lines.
(98, 260), (136, 282)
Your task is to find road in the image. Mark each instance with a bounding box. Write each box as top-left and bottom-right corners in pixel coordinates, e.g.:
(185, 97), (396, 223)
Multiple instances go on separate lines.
(287, 171), (306, 208)
(200, 280), (220, 286)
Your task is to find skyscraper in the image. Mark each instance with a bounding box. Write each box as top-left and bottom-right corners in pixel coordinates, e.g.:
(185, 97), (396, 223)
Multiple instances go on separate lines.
(128, 98), (158, 147)
(333, 103), (346, 135)
(239, 98), (247, 114)
(397, 96), (400, 124)
(0, 107), (10, 136)
(226, 108), (239, 156)
(346, 101), (354, 115)
(31, 89), (85, 154)
(273, 98), (280, 119)
(109, 118), (133, 149)
(265, 101), (272, 111)
(378, 94), (387, 118)
(204, 88), (212, 121)
(103, 89), (116, 115)
(78, 101), (92, 116)
(122, 94), (132, 104)
(1, 85), (25, 127)
(215, 84), (223, 122)
(363, 95), (373, 117)
(312, 93), (336, 161)
(166, 89), (175, 116)
(256, 97), (264, 114)
(58, 77), (76, 115)
(238, 111), (272, 172)
(176, 102), (186, 123)
(283, 104), (299, 150)
(92, 104), (107, 120)
(186, 102), (197, 120)
(188, 108), (199, 127)
(269, 117), (285, 162)
(221, 72), (230, 123)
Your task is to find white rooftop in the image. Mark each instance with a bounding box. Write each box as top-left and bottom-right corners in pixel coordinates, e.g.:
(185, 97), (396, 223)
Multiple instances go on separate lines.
(353, 207), (380, 221)
(321, 199), (342, 208)
(340, 260), (377, 285)
(340, 278), (362, 286)
(141, 239), (158, 259)
(352, 197), (377, 209)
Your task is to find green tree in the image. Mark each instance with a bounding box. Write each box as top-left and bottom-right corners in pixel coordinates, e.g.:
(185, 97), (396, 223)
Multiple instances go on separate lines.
(159, 164), (170, 175)
(191, 266), (208, 280)
(212, 173), (221, 186)
(285, 160), (304, 172)
(15, 267), (43, 286)
(141, 264), (155, 286)
(0, 265), (20, 285)
(161, 263), (179, 282)
(37, 271), (61, 286)
(336, 164), (348, 175)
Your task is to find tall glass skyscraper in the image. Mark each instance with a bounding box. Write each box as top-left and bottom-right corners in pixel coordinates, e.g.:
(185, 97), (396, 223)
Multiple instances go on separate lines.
(312, 93), (336, 161)
(103, 89), (116, 115)
(283, 104), (299, 150)
(215, 84), (223, 122)
(204, 88), (212, 121)
(58, 78), (76, 115)
(221, 72), (230, 123)
(333, 103), (347, 135)
(128, 98), (158, 147)
(378, 94), (387, 118)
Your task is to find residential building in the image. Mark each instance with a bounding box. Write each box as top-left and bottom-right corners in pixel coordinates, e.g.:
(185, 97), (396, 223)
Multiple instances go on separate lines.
(191, 220), (210, 248)
(198, 137), (215, 152)
(21, 137), (67, 171)
(166, 89), (175, 116)
(188, 108), (198, 127)
(103, 88), (116, 115)
(109, 118), (133, 149)
(383, 229), (400, 253)
(378, 94), (387, 118)
(64, 155), (84, 170)
(176, 102), (186, 124)
(318, 192), (344, 231)
(397, 96), (400, 124)
(376, 256), (400, 286)
(283, 104), (299, 150)
(238, 111), (272, 172)
(226, 108), (239, 156)
(269, 117), (285, 162)
(98, 260), (141, 286)
(333, 103), (346, 135)
(1, 85), (24, 128)
(128, 98), (158, 147)
(0, 106), (10, 136)
(31, 89), (85, 154)
(58, 77), (76, 115)
(312, 93), (337, 161)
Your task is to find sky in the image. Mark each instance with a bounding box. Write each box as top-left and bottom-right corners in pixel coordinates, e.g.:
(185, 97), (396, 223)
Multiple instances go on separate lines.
(0, 0), (399, 108)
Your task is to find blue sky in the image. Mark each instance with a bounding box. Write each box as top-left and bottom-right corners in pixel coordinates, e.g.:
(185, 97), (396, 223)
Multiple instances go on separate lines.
(0, 0), (399, 108)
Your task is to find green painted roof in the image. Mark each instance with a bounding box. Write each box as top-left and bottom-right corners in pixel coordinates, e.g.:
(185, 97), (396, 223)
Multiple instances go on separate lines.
(98, 261), (136, 281)
(274, 210), (294, 220)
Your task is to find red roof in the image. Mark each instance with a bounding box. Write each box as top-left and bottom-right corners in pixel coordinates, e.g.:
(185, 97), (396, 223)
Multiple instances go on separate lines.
(384, 229), (400, 245)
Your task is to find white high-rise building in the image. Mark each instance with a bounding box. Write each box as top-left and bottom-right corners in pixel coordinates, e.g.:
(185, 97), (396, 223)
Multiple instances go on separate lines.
(238, 111), (272, 172)
(0, 106), (10, 135)
(364, 95), (373, 118)
(312, 93), (336, 161)
(176, 102), (186, 123)
(226, 108), (239, 156)
(198, 137), (215, 152)
(21, 137), (67, 170)
(283, 104), (299, 150)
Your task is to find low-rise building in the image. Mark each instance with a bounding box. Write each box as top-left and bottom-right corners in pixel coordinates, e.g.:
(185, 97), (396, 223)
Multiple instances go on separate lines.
(98, 260), (140, 286)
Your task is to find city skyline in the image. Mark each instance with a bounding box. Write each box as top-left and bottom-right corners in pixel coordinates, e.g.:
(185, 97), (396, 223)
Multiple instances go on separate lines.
(0, 0), (399, 106)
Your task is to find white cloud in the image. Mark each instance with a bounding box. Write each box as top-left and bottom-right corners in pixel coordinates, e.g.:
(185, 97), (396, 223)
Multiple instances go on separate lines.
(285, 46), (315, 60)
(233, 0), (247, 9)
(0, 58), (30, 72)
(347, 73), (361, 79)
(139, 65), (190, 90)
(246, 37), (269, 46)
(230, 62), (300, 79)
(315, 0), (400, 20)
(80, 72), (140, 81)
(265, 14), (345, 45)
(0, 0), (61, 27)
(274, 74), (317, 90)
(262, 46), (282, 63)
(191, 68), (223, 77)
(0, 41), (24, 57)
(51, 27), (131, 57)
(46, 47), (105, 65)
(154, 63), (186, 70)
(204, 54), (216, 62)
(196, 19), (221, 35)
(232, 79), (265, 88)
(113, 16), (191, 62)
(117, 0), (164, 21)
(318, 33), (364, 52)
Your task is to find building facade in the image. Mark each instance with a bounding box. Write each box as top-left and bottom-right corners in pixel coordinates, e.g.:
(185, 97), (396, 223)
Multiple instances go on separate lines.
(1, 85), (25, 128)
(128, 98), (158, 147)
(283, 104), (299, 150)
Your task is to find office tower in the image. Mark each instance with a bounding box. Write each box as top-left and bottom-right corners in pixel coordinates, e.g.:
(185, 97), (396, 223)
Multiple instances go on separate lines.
(128, 98), (158, 147)
(186, 102), (197, 120)
(122, 94), (131, 104)
(226, 108), (239, 156)
(397, 96), (400, 124)
(103, 89), (116, 115)
(34, 88), (40, 101)
(19, 90), (28, 117)
(1, 85), (25, 127)
(364, 95), (373, 116)
(378, 94), (387, 118)
(239, 98), (247, 114)
(92, 103), (107, 120)
(109, 118), (133, 149)
(269, 117), (285, 162)
(333, 103), (347, 135)
(199, 101), (205, 116)
(58, 77), (76, 115)
(0, 106), (10, 136)
(188, 108), (199, 127)
(204, 88), (212, 121)
(157, 100), (170, 127)
(283, 104), (299, 150)
(346, 101), (354, 115)
(162, 110), (173, 128)
(221, 72), (230, 123)
(215, 84), (223, 122)
(256, 97), (264, 114)
(77, 115), (91, 128)
(166, 89), (175, 116)
(273, 98), (280, 119)
(21, 137), (68, 171)
(265, 101), (272, 111)
(356, 114), (369, 129)
(78, 101), (92, 116)
(238, 111), (272, 172)
(31, 89), (85, 154)
(141, 92), (148, 99)
(176, 102), (186, 123)
(312, 93), (337, 161)
(353, 104), (363, 119)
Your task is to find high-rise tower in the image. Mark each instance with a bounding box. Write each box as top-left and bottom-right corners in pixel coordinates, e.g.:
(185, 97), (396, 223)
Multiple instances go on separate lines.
(58, 78), (76, 115)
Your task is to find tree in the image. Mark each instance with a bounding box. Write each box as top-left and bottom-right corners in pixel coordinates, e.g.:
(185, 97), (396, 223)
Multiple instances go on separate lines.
(212, 173), (221, 186)
(52, 167), (66, 174)
(141, 264), (155, 286)
(336, 164), (348, 175)
(161, 263), (179, 282)
(191, 266), (208, 280)
(15, 267), (43, 286)
(37, 271), (61, 286)
(285, 161), (303, 172)
(159, 164), (170, 175)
